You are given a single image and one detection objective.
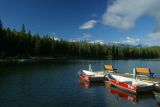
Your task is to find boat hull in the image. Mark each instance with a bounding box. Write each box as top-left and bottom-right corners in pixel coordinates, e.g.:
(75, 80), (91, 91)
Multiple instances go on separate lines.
(79, 73), (105, 82)
(109, 77), (136, 93)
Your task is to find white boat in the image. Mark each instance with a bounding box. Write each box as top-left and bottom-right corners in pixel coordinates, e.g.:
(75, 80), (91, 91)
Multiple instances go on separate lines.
(107, 74), (154, 93)
(78, 64), (107, 82)
(78, 70), (106, 82)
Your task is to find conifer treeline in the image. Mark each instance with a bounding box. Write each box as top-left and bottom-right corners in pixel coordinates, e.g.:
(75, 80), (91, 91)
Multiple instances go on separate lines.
(0, 20), (160, 59)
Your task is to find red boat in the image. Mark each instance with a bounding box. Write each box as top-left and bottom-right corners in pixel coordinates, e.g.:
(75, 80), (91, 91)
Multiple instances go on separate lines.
(78, 70), (106, 82)
(107, 74), (154, 93)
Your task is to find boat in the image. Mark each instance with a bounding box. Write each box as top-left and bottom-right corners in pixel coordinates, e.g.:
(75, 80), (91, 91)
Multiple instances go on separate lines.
(78, 64), (107, 82)
(78, 70), (106, 82)
(107, 74), (154, 93)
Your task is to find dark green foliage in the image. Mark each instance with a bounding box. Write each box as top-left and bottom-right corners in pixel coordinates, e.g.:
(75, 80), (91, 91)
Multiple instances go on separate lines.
(0, 19), (160, 59)
(21, 24), (26, 34)
(0, 19), (2, 31)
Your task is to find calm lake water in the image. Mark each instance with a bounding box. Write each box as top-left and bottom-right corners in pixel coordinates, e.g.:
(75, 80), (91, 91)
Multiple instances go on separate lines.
(0, 59), (160, 107)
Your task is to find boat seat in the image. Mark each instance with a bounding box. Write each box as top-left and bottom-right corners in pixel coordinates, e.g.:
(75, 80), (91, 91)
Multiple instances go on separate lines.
(135, 68), (154, 79)
(104, 65), (117, 73)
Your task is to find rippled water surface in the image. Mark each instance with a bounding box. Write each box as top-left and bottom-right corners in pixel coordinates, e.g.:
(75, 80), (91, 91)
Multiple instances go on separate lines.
(0, 59), (160, 107)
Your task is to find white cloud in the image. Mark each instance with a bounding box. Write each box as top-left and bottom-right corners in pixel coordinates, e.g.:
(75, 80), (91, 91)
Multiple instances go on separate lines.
(144, 32), (160, 46)
(79, 20), (97, 29)
(81, 33), (92, 39)
(102, 0), (160, 45)
(69, 33), (92, 42)
(147, 32), (160, 40)
(89, 40), (104, 45)
(113, 37), (140, 45)
(122, 37), (140, 44)
(68, 39), (104, 45)
(102, 0), (160, 30)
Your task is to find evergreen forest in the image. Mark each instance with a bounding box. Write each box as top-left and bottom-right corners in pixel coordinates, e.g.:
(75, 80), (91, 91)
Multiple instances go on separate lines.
(0, 20), (160, 59)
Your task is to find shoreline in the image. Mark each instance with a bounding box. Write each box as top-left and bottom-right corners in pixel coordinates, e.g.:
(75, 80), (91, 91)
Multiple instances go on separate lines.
(0, 56), (160, 63)
(0, 57), (57, 63)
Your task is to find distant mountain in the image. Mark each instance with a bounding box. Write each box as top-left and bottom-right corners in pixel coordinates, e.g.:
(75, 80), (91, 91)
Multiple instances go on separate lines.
(108, 42), (148, 48)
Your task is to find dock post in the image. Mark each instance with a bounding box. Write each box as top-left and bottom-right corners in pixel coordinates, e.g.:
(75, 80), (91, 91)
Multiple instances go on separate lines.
(133, 68), (136, 79)
(89, 64), (92, 72)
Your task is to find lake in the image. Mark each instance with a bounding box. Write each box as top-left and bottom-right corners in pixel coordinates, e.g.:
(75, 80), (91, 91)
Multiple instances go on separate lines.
(0, 59), (160, 107)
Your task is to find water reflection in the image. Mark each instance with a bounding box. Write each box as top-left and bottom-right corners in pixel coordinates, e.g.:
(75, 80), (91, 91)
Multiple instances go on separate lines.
(154, 91), (160, 107)
(1, 59), (160, 107)
(108, 85), (155, 103)
(79, 79), (104, 89)
(79, 80), (156, 103)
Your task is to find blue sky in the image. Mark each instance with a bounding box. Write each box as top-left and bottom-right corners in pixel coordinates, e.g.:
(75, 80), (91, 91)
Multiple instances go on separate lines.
(0, 0), (160, 45)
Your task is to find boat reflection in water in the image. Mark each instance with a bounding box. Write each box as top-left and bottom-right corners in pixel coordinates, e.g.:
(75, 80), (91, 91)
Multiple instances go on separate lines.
(108, 84), (155, 103)
(154, 91), (160, 107)
(79, 80), (158, 106)
(79, 79), (104, 89)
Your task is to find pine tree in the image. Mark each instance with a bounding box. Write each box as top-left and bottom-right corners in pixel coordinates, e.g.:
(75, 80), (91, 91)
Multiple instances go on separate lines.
(21, 24), (26, 34)
(0, 19), (3, 31)
(28, 30), (31, 36)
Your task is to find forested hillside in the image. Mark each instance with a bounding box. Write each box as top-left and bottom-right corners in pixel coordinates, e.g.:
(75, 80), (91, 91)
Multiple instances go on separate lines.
(0, 20), (160, 59)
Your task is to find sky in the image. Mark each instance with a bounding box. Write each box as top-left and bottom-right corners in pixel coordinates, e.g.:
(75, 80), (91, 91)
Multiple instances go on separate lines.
(0, 0), (160, 45)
